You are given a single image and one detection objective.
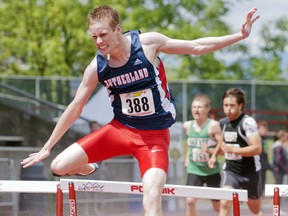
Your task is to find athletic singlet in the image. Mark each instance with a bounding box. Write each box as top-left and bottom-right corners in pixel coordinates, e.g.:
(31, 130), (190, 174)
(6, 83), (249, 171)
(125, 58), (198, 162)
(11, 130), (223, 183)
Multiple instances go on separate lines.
(96, 30), (176, 130)
(186, 119), (220, 176)
(220, 113), (261, 174)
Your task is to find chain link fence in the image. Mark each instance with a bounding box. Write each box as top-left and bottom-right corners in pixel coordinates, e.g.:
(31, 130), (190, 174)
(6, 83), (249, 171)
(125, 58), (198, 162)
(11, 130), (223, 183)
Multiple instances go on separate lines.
(1, 75), (287, 131)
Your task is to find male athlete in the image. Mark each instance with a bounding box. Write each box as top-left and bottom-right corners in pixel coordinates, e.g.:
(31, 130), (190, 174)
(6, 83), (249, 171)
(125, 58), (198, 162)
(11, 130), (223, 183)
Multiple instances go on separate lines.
(22, 6), (259, 216)
(184, 94), (223, 216)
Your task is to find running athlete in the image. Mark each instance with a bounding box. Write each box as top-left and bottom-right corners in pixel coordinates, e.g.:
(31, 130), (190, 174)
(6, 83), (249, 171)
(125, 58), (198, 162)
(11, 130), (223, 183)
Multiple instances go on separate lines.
(272, 130), (287, 185)
(183, 94), (223, 216)
(21, 6), (259, 216)
(219, 88), (263, 216)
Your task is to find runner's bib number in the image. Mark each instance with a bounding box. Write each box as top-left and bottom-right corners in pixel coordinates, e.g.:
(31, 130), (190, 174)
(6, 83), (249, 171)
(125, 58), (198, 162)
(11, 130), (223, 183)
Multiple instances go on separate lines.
(224, 144), (242, 160)
(120, 89), (155, 116)
(192, 149), (210, 162)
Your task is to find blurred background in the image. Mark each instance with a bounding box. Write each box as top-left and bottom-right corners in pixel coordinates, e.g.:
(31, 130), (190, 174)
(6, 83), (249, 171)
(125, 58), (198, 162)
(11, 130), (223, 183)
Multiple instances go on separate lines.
(0, 0), (287, 215)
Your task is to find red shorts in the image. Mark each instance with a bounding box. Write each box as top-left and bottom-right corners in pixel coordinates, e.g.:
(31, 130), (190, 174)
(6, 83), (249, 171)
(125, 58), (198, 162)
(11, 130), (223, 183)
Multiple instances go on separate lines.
(77, 119), (170, 177)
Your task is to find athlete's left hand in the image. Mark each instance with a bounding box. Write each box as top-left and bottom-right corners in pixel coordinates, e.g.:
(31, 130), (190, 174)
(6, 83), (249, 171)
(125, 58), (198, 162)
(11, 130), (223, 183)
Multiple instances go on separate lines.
(241, 7), (260, 38)
(21, 147), (50, 168)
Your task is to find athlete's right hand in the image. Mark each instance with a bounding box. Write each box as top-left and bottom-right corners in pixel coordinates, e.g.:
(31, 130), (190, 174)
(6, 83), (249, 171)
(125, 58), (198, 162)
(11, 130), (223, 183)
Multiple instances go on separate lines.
(208, 155), (216, 169)
(21, 147), (50, 168)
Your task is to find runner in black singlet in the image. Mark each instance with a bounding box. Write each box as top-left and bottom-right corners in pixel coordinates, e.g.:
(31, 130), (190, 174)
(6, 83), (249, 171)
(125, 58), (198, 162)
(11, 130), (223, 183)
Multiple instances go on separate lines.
(218, 88), (263, 216)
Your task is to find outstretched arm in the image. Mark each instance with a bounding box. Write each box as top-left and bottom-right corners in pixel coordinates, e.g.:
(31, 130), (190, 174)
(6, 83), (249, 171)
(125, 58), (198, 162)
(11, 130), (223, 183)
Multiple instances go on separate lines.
(190, 7), (260, 55)
(21, 59), (99, 168)
(143, 7), (260, 56)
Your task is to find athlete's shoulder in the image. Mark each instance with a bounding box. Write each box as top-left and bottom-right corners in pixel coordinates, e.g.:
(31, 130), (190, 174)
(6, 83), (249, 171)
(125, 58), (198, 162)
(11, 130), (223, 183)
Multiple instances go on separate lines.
(183, 120), (192, 131)
(242, 115), (258, 131)
(208, 118), (221, 135)
(140, 32), (169, 44)
(80, 58), (99, 88)
(208, 118), (221, 129)
(209, 118), (219, 125)
(86, 57), (98, 74)
(123, 30), (141, 35)
(219, 117), (228, 125)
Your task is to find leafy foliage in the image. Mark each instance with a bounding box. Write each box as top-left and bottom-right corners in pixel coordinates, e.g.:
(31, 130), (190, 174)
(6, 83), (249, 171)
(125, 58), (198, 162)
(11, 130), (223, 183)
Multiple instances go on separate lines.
(0, 0), (287, 80)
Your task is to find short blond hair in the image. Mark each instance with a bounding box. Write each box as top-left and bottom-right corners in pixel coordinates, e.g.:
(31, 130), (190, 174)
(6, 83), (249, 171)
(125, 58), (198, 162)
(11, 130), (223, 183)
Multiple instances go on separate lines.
(88, 5), (120, 30)
(192, 94), (211, 108)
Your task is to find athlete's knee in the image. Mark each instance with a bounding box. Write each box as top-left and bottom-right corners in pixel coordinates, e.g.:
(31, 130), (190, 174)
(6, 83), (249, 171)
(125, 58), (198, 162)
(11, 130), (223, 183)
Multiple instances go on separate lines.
(254, 210), (264, 216)
(248, 199), (262, 214)
(220, 199), (232, 209)
(212, 200), (220, 212)
(51, 158), (63, 176)
(143, 187), (162, 211)
(249, 206), (261, 214)
(142, 168), (166, 211)
(186, 197), (196, 208)
(146, 187), (162, 201)
(143, 194), (161, 214)
(50, 155), (69, 176)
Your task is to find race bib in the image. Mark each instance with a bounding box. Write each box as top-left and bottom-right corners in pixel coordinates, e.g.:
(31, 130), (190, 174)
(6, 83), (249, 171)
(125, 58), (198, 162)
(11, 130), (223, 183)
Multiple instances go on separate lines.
(192, 149), (210, 162)
(224, 144), (242, 160)
(120, 89), (155, 116)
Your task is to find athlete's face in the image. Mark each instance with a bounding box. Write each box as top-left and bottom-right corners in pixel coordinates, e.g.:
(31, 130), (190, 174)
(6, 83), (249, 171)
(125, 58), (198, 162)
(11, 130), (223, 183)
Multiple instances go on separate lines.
(223, 96), (243, 121)
(191, 100), (209, 120)
(88, 20), (121, 55)
(258, 125), (268, 137)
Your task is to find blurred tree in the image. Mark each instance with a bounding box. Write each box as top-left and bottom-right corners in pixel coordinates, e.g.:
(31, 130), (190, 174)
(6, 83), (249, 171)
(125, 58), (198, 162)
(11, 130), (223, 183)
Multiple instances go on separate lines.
(0, 0), (96, 76)
(226, 17), (288, 81)
(0, 0), (287, 80)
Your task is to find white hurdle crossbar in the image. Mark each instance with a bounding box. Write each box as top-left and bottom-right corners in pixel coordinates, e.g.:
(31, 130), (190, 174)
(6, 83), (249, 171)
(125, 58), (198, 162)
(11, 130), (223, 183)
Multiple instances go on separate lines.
(0, 179), (248, 202)
(60, 178), (248, 201)
(265, 184), (288, 197)
(0, 180), (59, 193)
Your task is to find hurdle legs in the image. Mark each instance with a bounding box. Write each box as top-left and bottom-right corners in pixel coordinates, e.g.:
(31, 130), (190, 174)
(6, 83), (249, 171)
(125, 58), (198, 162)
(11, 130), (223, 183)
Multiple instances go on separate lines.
(56, 182), (78, 216)
(232, 192), (240, 216)
(68, 182), (78, 216)
(56, 184), (63, 216)
(273, 187), (280, 216)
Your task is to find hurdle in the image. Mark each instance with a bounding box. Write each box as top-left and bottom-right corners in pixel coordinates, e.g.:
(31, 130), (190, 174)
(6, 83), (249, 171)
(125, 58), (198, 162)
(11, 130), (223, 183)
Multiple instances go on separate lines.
(0, 179), (247, 215)
(265, 184), (288, 216)
(60, 179), (247, 216)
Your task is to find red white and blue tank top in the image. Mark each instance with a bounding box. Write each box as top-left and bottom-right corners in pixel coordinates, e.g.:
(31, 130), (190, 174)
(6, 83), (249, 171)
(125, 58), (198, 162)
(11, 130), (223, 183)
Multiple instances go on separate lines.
(96, 30), (176, 130)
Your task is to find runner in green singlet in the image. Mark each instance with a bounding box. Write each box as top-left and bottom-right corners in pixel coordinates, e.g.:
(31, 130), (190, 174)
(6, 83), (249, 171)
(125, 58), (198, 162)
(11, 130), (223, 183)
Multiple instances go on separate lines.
(183, 94), (223, 216)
